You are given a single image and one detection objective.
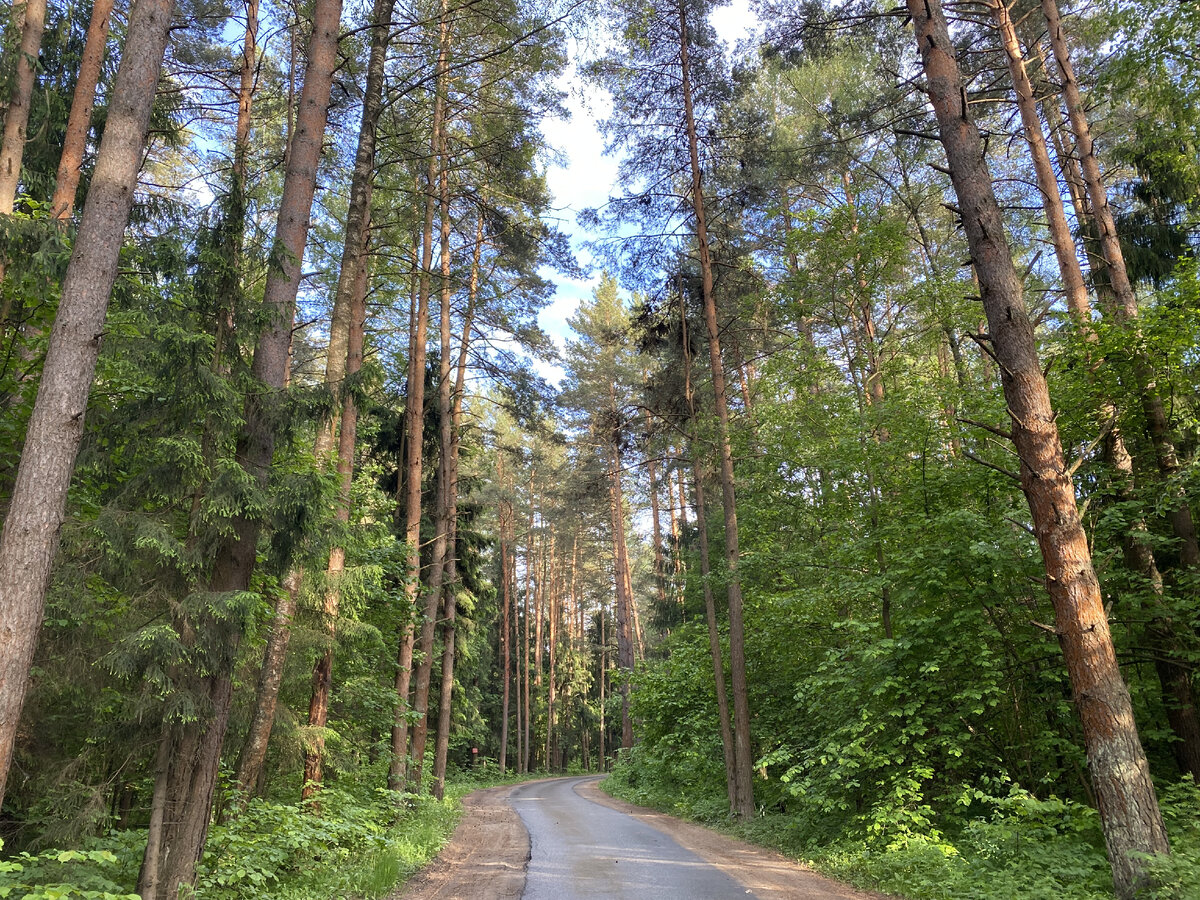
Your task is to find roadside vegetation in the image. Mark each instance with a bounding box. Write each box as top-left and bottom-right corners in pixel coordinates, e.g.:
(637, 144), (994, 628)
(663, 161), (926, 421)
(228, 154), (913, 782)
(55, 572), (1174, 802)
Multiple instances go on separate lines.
(0, 764), (542, 899)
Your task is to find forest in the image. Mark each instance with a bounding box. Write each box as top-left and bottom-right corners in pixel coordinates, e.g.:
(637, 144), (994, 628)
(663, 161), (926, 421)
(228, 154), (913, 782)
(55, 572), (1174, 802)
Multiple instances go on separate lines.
(0, 0), (1198, 897)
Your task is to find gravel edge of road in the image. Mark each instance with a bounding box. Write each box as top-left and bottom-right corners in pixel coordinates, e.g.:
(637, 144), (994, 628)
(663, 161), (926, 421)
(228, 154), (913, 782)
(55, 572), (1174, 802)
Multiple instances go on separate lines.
(390, 782), (531, 900)
(578, 778), (895, 900)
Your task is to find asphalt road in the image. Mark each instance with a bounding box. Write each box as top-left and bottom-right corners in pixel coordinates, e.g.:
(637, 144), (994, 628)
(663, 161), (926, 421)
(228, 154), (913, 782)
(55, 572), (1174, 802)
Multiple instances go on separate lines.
(510, 776), (758, 899)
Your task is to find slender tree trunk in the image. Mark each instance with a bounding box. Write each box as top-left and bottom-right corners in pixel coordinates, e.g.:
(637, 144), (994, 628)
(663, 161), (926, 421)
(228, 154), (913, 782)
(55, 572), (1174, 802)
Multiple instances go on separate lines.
(598, 604), (606, 767)
(523, 470), (534, 771)
(0, 0), (176, 810)
(296, 0), (391, 790)
(144, 0), (341, 887)
(535, 532), (544, 689)
(390, 0), (451, 791)
(681, 304), (738, 815)
(607, 441), (635, 751)
(990, 0), (1089, 320)
(1041, 0), (1199, 569)
(546, 544), (558, 769)
(235, 571), (299, 796)
(645, 400), (668, 628)
(432, 211), (481, 798)
(0, 0), (45, 214)
(135, 724), (172, 898)
(498, 466), (512, 773)
(409, 122), (455, 791)
(908, 4), (1170, 895)
(50, 0), (115, 219)
(515, 555), (523, 772)
(993, 2), (1200, 776)
(678, 0), (753, 820)
(313, 0), (395, 458)
(302, 242), (368, 801)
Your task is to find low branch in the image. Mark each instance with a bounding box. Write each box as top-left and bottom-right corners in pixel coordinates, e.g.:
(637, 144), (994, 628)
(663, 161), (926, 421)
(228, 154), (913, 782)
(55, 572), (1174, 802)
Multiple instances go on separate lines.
(963, 450), (1020, 483)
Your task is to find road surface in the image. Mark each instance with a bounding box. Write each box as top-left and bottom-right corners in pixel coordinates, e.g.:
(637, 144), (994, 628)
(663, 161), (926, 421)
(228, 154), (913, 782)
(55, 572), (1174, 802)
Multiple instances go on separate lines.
(397, 776), (882, 900)
(510, 776), (756, 898)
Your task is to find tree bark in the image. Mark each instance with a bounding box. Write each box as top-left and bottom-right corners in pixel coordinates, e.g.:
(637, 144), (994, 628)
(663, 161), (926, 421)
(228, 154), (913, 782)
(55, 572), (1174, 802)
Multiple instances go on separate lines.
(144, 0), (341, 887)
(0, 0), (176, 811)
(678, 0), (753, 820)
(390, 0), (450, 791)
(498, 461), (512, 773)
(991, 1), (1200, 779)
(234, 571), (299, 797)
(0, 0), (46, 214)
(312, 0), (395, 459)
(681, 300), (738, 816)
(432, 210), (481, 799)
(607, 440), (635, 751)
(302, 237), (368, 801)
(989, 0), (1089, 321)
(907, 3), (1170, 896)
(523, 469), (534, 771)
(645, 398), (668, 629)
(409, 115), (456, 791)
(1040, 0), (1200, 570)
(50, 0), (115, 219)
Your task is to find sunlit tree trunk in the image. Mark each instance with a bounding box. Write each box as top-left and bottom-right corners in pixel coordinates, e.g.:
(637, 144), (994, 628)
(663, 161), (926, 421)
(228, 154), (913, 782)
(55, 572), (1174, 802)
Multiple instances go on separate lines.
(389, 0), (451, 792)
(1041, 0), (1199, 570)
(994, 0), (1200, 779)
(409, 107), (455, 793)
(431, 211), (482, 799)
(498, 458), (512, 773)
(302, 243), (368, 801)
(523, 469), (534, 770)
(678, 0), (753, 820)
(681, 302), (737, 815)
(50, 0), (115, 219)
(908, 3), (1170, 895)
(0, 0), (175, 812)
(0, 0), (45, 214)
(144, 0), (341, 886)
(235, 571), (299, 797)
(990, 0), (1088, 320)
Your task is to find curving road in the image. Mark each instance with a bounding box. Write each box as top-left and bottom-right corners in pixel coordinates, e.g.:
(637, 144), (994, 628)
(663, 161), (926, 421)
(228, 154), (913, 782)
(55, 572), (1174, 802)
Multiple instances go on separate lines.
(509, 777), (756, 899)
(399, 776), (878, 900)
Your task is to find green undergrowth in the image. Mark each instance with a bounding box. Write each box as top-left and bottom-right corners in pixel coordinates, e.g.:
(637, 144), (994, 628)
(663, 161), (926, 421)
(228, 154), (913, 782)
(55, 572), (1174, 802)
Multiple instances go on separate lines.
(603, 760), (1200, 900)
(0, 762), (547, 900)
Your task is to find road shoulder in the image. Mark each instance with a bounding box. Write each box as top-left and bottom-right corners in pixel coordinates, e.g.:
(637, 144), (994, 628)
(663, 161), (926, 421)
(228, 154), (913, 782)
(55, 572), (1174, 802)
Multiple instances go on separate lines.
(577, 778), (890, 900)
(393, 783), (528, 900)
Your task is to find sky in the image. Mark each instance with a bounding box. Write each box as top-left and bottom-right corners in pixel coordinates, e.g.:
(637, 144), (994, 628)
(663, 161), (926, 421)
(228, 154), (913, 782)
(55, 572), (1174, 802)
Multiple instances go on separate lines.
(532, 0), (761, 383)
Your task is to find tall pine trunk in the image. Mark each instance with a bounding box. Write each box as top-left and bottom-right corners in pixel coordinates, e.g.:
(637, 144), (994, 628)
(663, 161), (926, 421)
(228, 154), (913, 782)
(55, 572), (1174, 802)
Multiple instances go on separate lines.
(301, 0), (394, 797)
(409, 119), (455, 790)
(302, 243), (368, 800)
(0, 0), (175, 810)
(390, 0), (451, 790)
(0, 0), (45, 214)
(138, 0), (342, 889)
(678, 0), (753, 820)
(432, 211), (481, 798)
(234, 571), (298, 796)
(907, 3), (1169, 895)
(498, 460), (512, 773)
(681, 302), (738, 816)
(51, 0), (115, 219)
(993, 0), (1200, 779)
(607, 439), (635, 751)
(1041, 0), (1200, 570)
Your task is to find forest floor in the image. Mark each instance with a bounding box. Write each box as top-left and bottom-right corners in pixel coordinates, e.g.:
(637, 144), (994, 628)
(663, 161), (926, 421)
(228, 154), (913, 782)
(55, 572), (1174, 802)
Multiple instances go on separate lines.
(394, 775), (888, 899)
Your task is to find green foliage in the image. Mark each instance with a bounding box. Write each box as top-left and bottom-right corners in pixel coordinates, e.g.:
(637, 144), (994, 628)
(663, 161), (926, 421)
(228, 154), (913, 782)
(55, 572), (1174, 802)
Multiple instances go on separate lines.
(0, 840), (139, 900)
